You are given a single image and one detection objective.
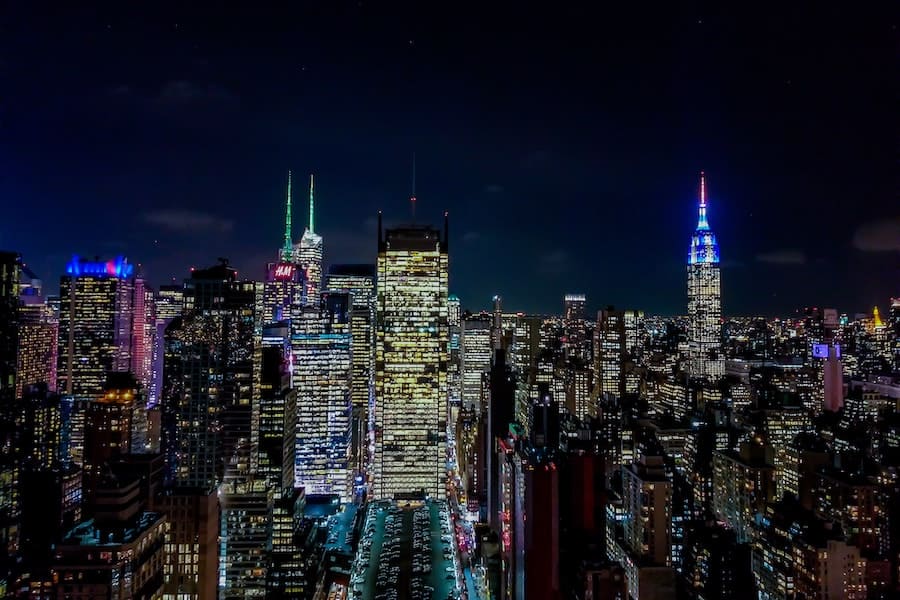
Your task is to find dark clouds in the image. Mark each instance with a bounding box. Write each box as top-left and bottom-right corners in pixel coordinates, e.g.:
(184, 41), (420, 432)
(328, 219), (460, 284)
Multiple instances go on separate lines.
(756, 250), (807, 265)
(143, 210), (234, 233)
(853, 218), (900, 253)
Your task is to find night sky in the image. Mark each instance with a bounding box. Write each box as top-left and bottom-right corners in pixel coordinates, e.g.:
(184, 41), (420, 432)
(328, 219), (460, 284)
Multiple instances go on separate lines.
(1, 3), (896, 316)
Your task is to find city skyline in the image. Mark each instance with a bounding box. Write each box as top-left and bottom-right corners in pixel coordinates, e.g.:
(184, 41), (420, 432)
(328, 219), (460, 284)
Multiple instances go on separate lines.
(8, 168), (896, 321)
(4, 6), (899, 600)
(2, 4), (895, 316)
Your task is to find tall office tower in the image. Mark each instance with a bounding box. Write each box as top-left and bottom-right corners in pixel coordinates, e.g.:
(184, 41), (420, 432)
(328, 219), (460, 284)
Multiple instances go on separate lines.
(622, 454), (672, 566)
(564, 293), (587, 321)
(156, 284), (184, 321)
(219, 441), (273, 599)
(461, 315), (492, 410)
(563, 293), (590, 361)
(324, 264), (377, 475)
(258, 334), (295, 494)
(0, 251), (19, 400)
(755, 404), (811, 500)
(16, 284), (58, 398)
(151, 284), (184, 408)
(324, 264), (376, 409)
(595, 308), (626, 399)
(258, 337), (305, 597)
(565, 360), (594, 421)
(176, 262), (258, 491)
(374, 214), (449, 500)
(0, 255), (20, 574)
(687, 172), (724, 381)
(262, 260), (305, 324)
(622, 309), (644, 395)
(159, 318), (184, 485)
(623, 309), (645, 358)
(17, 386), (81, 578)
(491, 295), (504, 350)
(82, 373), (136, 508)
(131, 276), (156, 398)
(0, 254), (20, 567)
(890, 297), (900, 371)
(57, 256), (136, 399)
(448, 295), (463, 409)
(17, 383), (63, 471)
(292, 297), (353, 500)
(487, 349), (515, 531)
(297, 174), (323, 304)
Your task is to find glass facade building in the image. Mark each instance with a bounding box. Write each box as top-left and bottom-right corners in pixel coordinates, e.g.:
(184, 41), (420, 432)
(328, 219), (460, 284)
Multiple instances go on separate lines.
(57, 256), (136, 400)
(291, 301), (353, 501)
(373, 216), (449, 500)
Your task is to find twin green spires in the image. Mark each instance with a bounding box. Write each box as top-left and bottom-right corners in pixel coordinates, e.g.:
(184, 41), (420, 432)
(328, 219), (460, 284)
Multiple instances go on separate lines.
(282, 171), (316, 253)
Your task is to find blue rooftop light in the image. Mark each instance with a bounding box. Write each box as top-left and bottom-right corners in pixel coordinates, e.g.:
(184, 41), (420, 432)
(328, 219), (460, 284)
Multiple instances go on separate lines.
(65, 255), (134, 278)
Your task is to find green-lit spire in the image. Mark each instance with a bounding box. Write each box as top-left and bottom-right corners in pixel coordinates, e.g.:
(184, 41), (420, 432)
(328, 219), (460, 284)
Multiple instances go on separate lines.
(283, 170), (293, 253)
(308, 173), (315, 234)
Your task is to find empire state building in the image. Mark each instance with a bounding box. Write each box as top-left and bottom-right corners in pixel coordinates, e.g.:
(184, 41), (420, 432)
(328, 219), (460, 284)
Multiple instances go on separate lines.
(687, 171), (724, 380)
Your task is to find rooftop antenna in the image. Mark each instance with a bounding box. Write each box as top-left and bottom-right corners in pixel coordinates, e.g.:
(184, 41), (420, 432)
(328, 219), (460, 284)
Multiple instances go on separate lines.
(696, 170), (710, 231)
(410, 153), (417, 223)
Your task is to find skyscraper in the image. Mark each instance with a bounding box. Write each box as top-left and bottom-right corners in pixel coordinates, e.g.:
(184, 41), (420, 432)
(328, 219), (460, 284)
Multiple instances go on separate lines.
(149, 284), (183, 409)
(563, 293), (590, 362)
(0, 254), (21, 573)
(82, 372), (136, 508)
(297, 174), (323, 304)
(374, 213), (449, 500)
(0, 252), (20, 400)
(448, 294), (462, 410)
(687, 172), (724, 380)
(131, 275), (156, 398)
(57, 256), (136, 399)
(595, 307), (626, 399)
(176, 261), (258, 491)
(564, 293), (586, 321)
(16, 279), (58, 398)
(324, 264), (377, 475)
(461, 315), (492, 410)
(291, 298), (353, 500)
(323, 264), (376, 411)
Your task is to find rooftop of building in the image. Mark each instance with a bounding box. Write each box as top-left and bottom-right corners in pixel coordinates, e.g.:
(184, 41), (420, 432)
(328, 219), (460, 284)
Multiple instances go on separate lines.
(59, 512), (163, 548)
(327, 264), (376, 277)
(758, 498), (844, 547)
(189, 262), (238, 281)
(380, 221), (448, 252)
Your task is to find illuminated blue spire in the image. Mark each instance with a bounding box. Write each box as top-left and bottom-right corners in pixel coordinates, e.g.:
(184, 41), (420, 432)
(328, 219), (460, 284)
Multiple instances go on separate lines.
(688, 171), (719, 264)
(696, 171), (710, 231)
